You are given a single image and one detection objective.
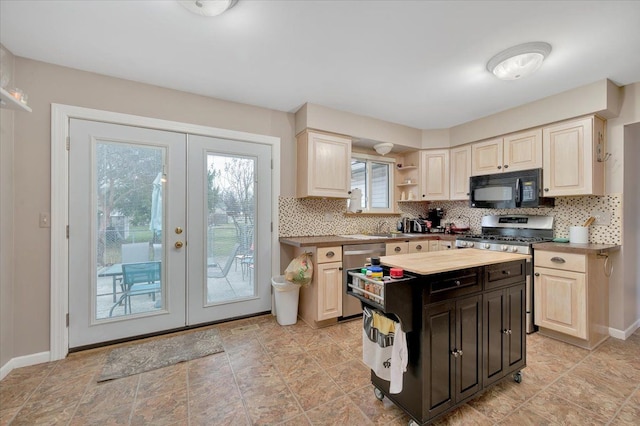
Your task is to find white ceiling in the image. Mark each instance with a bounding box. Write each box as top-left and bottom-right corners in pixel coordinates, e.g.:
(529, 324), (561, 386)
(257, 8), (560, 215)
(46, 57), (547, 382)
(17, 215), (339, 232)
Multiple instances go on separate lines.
(1, 0), (639, 130)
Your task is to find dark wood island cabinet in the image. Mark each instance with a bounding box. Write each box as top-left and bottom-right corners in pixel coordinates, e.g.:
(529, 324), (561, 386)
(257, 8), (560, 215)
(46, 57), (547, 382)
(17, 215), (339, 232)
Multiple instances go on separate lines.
(347, 250), (528, 425)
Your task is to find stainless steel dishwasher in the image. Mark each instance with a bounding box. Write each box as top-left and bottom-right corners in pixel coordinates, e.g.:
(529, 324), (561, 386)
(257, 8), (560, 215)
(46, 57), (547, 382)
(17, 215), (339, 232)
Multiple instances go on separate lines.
(342, 243), (387, 318)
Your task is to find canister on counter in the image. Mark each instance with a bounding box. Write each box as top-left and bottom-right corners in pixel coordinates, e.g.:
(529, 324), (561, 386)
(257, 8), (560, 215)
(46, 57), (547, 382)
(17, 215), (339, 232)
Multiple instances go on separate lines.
(390, 268), (404, 279)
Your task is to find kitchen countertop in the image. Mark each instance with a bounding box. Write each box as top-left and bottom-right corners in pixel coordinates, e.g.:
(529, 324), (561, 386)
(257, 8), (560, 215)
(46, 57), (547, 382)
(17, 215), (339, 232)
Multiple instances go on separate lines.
(279, 233), (458, 248)
(379, 249), (530, 276)
(532, 242), (620, 254)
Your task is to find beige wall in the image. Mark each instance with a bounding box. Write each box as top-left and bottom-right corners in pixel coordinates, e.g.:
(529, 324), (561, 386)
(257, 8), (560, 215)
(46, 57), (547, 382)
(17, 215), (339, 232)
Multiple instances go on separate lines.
(0, 45), (16, 368)
(623, 122), (640, 330)
(448, 79), (622, 146)
(7, 57), (296, 359)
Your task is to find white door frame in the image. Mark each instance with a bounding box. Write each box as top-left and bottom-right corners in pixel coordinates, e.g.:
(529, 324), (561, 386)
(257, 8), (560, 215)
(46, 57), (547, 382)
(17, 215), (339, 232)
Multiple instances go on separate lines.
(51, 104), (280, 360)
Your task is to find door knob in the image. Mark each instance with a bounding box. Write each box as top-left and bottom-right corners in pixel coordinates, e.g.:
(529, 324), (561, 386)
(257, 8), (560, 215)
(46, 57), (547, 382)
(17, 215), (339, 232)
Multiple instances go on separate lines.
(175, 241), (184, 249)
(175, 227), (183, 234)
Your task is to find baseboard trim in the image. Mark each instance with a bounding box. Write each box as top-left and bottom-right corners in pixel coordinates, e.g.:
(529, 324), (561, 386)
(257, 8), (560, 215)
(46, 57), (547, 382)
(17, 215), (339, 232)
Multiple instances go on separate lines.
(0, 351), (51, 381)
(609, 318), (640, 340)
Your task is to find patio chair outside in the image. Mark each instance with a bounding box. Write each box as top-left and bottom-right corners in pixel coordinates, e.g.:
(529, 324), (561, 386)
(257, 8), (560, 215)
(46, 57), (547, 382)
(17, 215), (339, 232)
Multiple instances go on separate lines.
(109, 261), (161, 317)
(208, 244), (242, 285)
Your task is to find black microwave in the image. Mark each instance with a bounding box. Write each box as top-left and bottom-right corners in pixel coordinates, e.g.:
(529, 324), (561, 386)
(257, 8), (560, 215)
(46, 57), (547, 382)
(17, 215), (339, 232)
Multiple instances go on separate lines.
(469, 168), (553, 209)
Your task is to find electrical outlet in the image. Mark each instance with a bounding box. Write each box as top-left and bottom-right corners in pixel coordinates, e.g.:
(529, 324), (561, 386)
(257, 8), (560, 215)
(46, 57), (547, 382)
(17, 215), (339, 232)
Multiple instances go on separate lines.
(39, 212), (51, 228)
(591, 210), (611, 226)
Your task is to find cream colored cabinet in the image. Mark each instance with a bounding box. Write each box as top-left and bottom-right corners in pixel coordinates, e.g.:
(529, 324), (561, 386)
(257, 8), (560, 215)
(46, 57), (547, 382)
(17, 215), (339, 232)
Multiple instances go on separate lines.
(439, 240), (453, 250)
(386, 241), (409, 256)
(449, 145), (472, 200)
(542, 116), (605, 196)
(297, 246), (343, 327)
(471, 129), (542, 176)
(534, 249), (609, 349)
(428, 240), (440, 252)
(420, 149), (450, 200)
(296, 130), (351, 198)
(408, 239), (430, 254)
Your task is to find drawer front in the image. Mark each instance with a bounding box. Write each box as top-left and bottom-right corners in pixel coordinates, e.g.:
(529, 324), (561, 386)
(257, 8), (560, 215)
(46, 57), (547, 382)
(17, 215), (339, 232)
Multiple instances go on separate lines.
(408, 240), (429, 253)
(535, 251), (585, 272)
(317, 246), (342, 263)
(386, 242), (409, 256)
(425, 268), (482, 304)
(485, 260), (526, 290)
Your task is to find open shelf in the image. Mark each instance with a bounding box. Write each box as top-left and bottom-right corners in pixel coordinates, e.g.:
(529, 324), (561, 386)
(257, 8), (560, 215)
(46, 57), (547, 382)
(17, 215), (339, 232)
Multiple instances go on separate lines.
(0, 87), (32, 112)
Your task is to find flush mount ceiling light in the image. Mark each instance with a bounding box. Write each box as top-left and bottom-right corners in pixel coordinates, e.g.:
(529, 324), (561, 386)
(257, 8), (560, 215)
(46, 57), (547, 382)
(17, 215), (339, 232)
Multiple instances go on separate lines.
(178, 0), (238, 17)
(487, 42), (552, 80)
(373, 142), (394, 156)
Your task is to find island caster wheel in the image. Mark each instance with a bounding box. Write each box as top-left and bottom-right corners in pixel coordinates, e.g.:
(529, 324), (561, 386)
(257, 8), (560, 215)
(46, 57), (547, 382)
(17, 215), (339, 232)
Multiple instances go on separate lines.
(374, 387), (384, 401)
(408, 420), (420, 426)
(513, 371), (522, 383)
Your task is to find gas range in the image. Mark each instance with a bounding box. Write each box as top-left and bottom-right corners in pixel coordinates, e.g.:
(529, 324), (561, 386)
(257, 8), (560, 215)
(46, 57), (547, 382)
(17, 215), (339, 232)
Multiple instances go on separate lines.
(455, 215), (554, 335)
(455, 215), (554, 255)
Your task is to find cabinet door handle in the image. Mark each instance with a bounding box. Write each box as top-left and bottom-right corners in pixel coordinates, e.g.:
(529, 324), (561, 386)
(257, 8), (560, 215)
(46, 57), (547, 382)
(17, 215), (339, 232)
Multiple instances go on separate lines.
(497, 165), (502, 169)
(550, 257), (566, 263)
(544, 188), (550, 192)
(534, 272), (540, 277)
(502, 270), (511, 275)
(450, 349), (463, 357)
(502, 329), (513, 335)
(394, 247), (402, 252)
(326, 251), (335, 258)
(504, 164), (509, 169)
(416, 244), (422, 250)
(454, 280), (461, 286)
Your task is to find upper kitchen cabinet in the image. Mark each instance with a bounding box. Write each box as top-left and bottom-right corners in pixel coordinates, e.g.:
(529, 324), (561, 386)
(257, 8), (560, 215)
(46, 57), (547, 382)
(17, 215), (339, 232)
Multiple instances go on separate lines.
(420, 149), (450, 201)
(296, 130), (351, 198)
(449, 145), (471, 200)
(542, 116), (605, 197)
(471, 129), (542, 176)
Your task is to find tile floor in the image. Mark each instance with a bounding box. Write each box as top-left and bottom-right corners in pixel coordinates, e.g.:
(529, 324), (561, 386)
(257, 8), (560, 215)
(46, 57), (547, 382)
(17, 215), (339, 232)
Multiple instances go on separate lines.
(1, 315), (639, 425)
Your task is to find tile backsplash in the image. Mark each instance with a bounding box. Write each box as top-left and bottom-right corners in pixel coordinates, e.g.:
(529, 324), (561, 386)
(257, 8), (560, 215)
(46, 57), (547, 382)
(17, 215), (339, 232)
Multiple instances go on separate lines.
(278, 194), (622, 245)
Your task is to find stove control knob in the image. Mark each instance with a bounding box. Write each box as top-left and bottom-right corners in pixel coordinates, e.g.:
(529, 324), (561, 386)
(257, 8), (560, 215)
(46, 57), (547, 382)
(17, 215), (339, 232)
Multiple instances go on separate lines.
(510, 246), (519, 253)
(467, 242), (474, 248)
(483, 243), (490, 249)
(501, 245), (508, 252)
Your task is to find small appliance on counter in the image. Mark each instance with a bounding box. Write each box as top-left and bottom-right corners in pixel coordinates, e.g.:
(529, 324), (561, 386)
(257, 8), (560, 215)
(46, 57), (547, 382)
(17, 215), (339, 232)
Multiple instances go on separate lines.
(427, 208), (445, 232)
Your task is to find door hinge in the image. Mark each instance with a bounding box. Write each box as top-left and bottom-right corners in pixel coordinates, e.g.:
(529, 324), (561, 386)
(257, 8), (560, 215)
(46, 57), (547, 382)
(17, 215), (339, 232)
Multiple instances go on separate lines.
(66, 137), (70, 151)
(271, 222), (273, 232)
(66, 313), (69, 327)
(66, 225), (69, 238)
(271, 159), (273, 169)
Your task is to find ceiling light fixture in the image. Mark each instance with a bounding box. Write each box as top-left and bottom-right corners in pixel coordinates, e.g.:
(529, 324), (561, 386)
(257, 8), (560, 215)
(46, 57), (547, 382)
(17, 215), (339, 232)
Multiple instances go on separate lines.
(373, 142), (394, 156)
(178, 0), (238, 17)
(487, 42), (552, 80)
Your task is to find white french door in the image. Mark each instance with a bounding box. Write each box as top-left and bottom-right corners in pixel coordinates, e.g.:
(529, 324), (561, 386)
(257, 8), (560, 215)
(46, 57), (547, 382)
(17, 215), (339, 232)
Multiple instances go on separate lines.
(68, 119), (272, 348)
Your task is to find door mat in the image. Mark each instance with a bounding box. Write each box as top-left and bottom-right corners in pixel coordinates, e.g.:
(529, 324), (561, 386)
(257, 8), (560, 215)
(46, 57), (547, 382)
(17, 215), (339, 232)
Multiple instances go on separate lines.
(97, 328), (224, 382)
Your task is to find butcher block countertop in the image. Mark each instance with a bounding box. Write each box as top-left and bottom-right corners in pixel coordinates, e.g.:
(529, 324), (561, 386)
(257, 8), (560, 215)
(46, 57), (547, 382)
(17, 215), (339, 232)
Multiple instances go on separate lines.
(531, 242), (620, 254)
(380, 249), (530, 276)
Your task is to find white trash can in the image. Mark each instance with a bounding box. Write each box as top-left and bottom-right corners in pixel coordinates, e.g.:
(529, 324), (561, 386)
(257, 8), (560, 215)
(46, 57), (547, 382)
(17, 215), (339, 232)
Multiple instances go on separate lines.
(271, 275), (301, 325)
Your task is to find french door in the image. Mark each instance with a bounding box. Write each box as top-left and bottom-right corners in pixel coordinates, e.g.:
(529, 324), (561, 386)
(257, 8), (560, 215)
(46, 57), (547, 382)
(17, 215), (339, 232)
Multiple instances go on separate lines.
(68, 119), (272, 348)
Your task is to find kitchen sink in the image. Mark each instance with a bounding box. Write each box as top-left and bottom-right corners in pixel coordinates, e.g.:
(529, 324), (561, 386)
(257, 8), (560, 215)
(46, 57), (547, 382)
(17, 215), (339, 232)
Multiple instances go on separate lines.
(340, 233), (420, 240)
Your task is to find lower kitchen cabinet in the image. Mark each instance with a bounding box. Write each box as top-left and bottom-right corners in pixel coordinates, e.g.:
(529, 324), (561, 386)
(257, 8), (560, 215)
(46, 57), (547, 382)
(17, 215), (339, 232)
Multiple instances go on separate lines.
(386, 241), (409, 256)
(483, 284), (525, 386)
(534, 249), (609, 349)
(296, 245), (343, 327)
(316, 261), (343, 321)
(424, 295), (482, 419)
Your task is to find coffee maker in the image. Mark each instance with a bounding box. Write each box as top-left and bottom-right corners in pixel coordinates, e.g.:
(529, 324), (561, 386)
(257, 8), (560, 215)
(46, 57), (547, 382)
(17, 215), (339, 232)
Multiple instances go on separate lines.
(427, 208), (444, 230)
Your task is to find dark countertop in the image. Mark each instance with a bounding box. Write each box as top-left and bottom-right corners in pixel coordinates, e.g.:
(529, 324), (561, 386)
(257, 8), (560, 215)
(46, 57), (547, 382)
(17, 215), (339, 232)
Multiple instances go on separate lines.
(532, 242), (620, 254)
(280, 233), (458, 248)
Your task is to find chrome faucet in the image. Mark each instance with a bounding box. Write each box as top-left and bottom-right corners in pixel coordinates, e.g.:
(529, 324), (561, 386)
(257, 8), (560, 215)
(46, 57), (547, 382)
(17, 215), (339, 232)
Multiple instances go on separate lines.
(376, 220), (391, 234)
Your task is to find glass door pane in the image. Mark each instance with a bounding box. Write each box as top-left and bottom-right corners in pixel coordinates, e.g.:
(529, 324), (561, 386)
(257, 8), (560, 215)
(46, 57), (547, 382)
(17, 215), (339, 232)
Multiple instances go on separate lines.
(206, 154), (256, 304)
(95, 142), (164, 319)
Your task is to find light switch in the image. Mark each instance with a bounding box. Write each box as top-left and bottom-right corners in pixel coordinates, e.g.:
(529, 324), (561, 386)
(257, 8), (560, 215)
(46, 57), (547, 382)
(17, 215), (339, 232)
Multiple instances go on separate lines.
(40, 212), (51, 228)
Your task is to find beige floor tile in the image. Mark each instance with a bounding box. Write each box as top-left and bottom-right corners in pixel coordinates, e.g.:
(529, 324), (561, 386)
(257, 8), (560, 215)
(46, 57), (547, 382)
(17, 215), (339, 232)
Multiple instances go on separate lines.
(242, 383), (303, 425)
(325, 359), (371, 394)
(306, 342), (355, 369)
(234, 363), (284, 396)
(130, 389), (188, 426)
(498, 407), (554, 425)
(287, 371), (344, 411)
(304, 395), (371, 426)
(524, 389), (610, 425)
(187, 351), (233, 383)
(135, 362), (187, 400)
(609, 402), (640, 426)
(0, 406), (21, 426)
(273, 352), (324, 381)
(431, 404), (493, 426)
(348, 385), (405, 425)
(467, 385), (521, 422)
